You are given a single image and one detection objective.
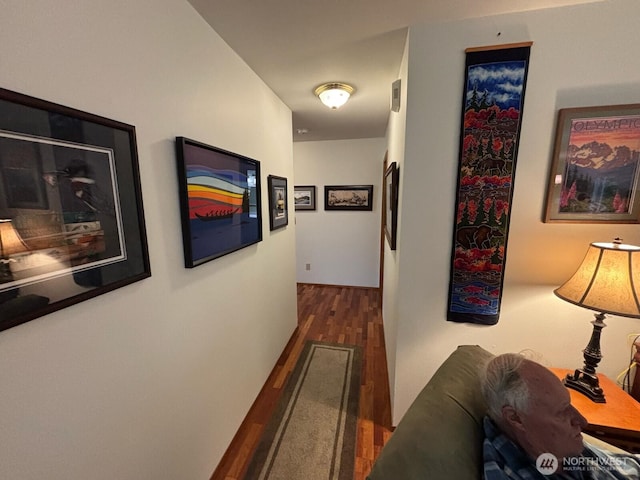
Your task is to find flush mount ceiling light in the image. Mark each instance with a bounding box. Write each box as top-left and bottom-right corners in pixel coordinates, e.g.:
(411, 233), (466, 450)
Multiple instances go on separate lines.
(314, 82), (354, 110)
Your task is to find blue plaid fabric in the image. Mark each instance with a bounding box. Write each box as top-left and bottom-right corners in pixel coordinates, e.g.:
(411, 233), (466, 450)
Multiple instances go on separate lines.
(482, 416), (640, 480)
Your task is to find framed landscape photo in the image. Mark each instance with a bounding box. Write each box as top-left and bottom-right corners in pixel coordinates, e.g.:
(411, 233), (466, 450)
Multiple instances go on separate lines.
(545, 104), (640, 223)
(294, 185), (316, 211)
(267, 175), (288, 230)
(175, 137), (262, 267)
(384, 163), (399, 249)
(324, 185), (374, 211)
(0, 87), (151, 332)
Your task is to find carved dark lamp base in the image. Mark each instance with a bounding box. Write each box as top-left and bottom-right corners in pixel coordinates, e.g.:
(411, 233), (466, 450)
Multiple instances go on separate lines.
(564, 312), (607, 403)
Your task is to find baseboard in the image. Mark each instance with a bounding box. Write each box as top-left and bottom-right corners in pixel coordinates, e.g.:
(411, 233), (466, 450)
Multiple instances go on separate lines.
(210, 325), (300, 480)
(297, 282), (380, 291)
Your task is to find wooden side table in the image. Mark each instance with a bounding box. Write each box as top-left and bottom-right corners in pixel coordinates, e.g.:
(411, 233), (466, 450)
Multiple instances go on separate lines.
(551, 368), (640, 453)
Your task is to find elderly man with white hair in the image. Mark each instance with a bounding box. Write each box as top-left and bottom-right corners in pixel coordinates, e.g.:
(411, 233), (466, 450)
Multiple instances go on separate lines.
(480, 353), (640, 479)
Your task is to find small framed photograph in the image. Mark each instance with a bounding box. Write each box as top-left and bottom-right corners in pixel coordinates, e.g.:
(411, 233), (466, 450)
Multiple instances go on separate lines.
(175, 137), (262, 267)
(267, 175), (288, 230)
(384, 163), (399, 249)
(324, 185), (374, 211)
(294, 185), (316, 211)
(544, 104), (640, 223)
(0, 87), (151, 332)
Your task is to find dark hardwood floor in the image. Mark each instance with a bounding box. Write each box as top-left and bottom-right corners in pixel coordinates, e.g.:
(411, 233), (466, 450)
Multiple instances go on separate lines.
(211, 283), (393, 480)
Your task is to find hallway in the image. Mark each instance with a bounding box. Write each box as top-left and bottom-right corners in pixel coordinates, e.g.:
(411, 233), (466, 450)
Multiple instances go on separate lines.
(211, 284), (393, 480)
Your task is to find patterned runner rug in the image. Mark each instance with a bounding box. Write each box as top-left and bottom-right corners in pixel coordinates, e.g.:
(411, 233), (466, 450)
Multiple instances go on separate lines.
(244, 340), (362, 480)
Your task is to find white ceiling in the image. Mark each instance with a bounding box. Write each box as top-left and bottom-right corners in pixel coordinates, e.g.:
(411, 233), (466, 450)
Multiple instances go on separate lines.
(187, 0), (603, 142)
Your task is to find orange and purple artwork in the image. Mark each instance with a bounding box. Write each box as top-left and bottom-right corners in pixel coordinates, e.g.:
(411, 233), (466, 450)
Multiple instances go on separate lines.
(177, 138), (261, 267)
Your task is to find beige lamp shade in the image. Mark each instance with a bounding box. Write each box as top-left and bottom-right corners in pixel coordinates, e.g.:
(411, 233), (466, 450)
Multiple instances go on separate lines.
(0, 219), (29, 257)
(554, 241), (640, 318)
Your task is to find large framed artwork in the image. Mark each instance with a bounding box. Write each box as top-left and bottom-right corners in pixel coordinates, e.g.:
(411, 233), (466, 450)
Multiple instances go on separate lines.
(324, 185), (373, 211)
(0, 87), (151, 332)
(267, 175), (288, 230)
(384, 162), (399, 250)
(175, 137), (262, 267)
(544, 104), (640, 223)
(447, 42), (532, 326)
(294, 185), (316, 211)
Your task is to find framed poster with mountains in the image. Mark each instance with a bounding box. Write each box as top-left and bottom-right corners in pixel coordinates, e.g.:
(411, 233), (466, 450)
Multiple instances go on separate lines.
(544, 104), (640, 223)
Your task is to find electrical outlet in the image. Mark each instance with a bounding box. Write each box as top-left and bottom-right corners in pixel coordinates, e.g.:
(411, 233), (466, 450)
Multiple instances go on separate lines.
(305, 263), (311, 271)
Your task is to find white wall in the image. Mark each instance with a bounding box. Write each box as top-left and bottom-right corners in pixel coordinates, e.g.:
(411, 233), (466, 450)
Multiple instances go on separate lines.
(294, 138), (386, 288)
(0, 1), (297, 479)
(390, 0), (640, 422)
(382, 36), (409, 415)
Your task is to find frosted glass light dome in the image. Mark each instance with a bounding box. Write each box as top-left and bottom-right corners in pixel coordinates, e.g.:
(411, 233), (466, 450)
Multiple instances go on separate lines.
(314, 83), (354, 109)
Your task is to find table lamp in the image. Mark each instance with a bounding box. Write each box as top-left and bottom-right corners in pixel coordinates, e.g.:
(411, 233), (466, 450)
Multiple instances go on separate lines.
(554, 238), (640, 403)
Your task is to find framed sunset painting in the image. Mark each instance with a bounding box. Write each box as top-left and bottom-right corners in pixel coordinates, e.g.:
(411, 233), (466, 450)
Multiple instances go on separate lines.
(175, 137), (262, 267)
(545, 104), (640, 223)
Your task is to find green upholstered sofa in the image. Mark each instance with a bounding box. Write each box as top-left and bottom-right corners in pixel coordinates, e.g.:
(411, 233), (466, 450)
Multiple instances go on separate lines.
(367, 345), (626, 480)
(367, 345), (493, 480)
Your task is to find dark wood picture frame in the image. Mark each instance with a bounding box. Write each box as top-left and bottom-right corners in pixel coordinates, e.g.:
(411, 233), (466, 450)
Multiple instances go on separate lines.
(0, 87), (151, 332)
(544, 104), (640, 223)
(384, 163), (399, 249)
(267, 175), (288, 230)
(324, 185), (373, 211)
(175, 137), (262, 267)
(294, 185), (316, 211)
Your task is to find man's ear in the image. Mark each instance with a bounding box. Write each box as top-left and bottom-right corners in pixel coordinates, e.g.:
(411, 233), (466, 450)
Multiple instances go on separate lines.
(501, 405), (525, 432)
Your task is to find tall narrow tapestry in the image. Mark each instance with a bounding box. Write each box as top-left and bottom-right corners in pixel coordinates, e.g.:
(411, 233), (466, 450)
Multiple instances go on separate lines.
(447, 43), (532, 325)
